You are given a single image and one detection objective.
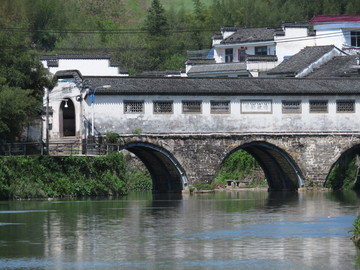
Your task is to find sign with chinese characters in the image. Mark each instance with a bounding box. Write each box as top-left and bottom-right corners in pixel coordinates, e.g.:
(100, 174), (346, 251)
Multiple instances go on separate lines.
(241, 100), (272, 113)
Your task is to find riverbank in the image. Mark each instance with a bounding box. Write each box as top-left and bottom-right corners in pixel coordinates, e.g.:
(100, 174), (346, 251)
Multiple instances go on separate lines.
(0, 154), (151, 199)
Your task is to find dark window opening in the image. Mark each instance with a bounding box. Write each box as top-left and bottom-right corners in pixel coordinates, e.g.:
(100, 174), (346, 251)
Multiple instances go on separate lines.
(255, 46), (268, 55)
(225, 48), (233, 62)
(351, 31), (360, 47)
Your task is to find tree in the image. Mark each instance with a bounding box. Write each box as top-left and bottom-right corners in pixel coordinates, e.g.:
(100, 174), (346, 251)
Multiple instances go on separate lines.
(144, 0), (169, 36)
(0, 22), (54, 141)
(27, 0), (68, 51)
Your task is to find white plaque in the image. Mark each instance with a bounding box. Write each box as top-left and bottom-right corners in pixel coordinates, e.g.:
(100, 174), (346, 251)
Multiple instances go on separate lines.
(241, 100), (272, 113)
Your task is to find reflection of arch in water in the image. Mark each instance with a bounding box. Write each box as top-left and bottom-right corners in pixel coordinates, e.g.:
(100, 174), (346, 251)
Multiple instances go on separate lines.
(223, 141), (304, 191)
(325, 144), (360, 189)
(119, 142), (188, 193)
(60, 98), (76, 137)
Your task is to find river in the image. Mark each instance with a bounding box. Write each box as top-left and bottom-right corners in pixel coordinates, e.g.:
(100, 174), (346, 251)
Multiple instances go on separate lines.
(0, 190), (359, 270)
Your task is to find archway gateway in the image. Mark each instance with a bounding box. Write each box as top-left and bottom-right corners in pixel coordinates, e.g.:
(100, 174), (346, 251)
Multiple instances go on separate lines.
(60, 99), (76, 137)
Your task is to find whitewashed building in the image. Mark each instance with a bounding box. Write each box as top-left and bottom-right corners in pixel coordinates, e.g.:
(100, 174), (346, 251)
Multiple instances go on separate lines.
(188, 14), (360, 77)
(44, 75), (360, 141)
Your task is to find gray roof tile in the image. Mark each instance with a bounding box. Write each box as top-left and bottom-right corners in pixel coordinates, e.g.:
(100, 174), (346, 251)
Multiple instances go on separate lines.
(267, 45), (337, 76)
(221, 28), (275, 44)
(187, 63), (247, 74)
(83, 77), (360, 96)
(306, 55), (359, 78)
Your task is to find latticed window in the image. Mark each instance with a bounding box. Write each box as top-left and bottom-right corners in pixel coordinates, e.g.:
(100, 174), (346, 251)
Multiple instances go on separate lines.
(211, 101), (230, 114)
(337, 100), (355, 113)
(282, 100), (301, 114)
(182, 101), (202, 113)
(309, 100), (328, 113)
(153, 101), (173, 114)
(124, 101), (144, 113)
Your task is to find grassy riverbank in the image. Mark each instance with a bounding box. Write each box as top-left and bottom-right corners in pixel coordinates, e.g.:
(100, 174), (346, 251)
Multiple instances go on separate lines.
(0, 153), (151, 199)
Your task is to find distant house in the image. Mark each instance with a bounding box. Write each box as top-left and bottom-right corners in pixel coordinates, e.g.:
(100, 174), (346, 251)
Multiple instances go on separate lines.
(310, 14), (360, 55)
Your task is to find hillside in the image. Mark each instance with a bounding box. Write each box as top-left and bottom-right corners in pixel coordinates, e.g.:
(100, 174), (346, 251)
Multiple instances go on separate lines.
(1, 0), (360, 73)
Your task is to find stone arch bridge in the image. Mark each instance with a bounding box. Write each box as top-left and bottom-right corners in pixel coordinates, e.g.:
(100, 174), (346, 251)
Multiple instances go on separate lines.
(116, 133), (360, 193)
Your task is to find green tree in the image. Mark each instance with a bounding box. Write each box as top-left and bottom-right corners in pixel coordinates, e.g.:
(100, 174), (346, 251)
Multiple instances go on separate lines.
(144, 0), (169, 36)
(27, 0), (68, 51)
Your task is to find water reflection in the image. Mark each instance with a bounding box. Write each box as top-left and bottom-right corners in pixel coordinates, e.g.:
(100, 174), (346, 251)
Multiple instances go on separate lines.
(0, 190), (359, 270)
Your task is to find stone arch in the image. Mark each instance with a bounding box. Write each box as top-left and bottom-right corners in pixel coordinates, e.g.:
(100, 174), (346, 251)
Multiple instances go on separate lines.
(60, 98), (75, 137)
(119, 142), (188, 193)
(224, 141), (304, 191)
(325, 144), (360, 188)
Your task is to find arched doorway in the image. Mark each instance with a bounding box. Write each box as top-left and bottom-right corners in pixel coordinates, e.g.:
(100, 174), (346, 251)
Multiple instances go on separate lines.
(60, 99), (76, 137)
(119, 142), (188, 193)
(222, 141), (304, 191)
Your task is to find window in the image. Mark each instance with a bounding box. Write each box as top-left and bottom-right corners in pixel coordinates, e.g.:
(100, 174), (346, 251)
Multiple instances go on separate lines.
(337, 100), (355, 113)
(153, 101), (173, 114)
(182, 101), (202, 113)
(238, 49), (247, 62)
(282, 100), (301, 114)
(124, 101), (144, 113)
(309, 100), (328, 113)
(211, 101), (230, 114)
(255, 46), (268, 55)
(351, 31), (360, 47)
(225, 48), (233, 63)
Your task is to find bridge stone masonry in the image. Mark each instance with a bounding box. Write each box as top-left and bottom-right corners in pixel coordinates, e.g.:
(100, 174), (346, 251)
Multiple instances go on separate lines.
(117, 133), (360, 192)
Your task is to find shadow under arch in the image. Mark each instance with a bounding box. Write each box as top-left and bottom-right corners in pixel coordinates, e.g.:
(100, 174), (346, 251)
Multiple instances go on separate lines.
(325, 144), (360, 189)
(118, 142), (188, 193)
(224, 141), (304, 191)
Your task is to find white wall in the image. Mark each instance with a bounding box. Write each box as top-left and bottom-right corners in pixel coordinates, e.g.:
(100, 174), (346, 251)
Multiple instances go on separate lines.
(313, 22), (360, 53)
(42, 59), (126, 76)
(275, 27), (316, 64)
(82, 94), (360, 135)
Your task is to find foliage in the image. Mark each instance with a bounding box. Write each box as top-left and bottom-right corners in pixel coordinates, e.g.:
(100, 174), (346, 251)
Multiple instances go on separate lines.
(213, 150), (263, 187)
(125, 169), (152, 191)
(3, 0), (360, 73)
(105, 131), (120, 144)
(325, 155), (357, 190)
(194, 183), (214, 190)
(350, 216), (360, 248)
(144, 0), (169, 36)
(0, 153), (152, 199)
(0, 86), (40, 140)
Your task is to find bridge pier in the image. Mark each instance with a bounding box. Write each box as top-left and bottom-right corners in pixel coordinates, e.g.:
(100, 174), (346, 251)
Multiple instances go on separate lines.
(119, 134), (360, 192)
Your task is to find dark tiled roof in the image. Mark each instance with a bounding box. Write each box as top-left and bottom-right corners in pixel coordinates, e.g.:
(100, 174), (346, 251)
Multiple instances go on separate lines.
(247, 55), (278, 62)
(137, 70), (182, 77)
(307, 55), (359, 78)
(221, 28), (275, 44)
(55, 70), (83, 80)
(267, 45), (337, 76)
(187, 63), (247, 74)
(186, 59), (216, 65)
(83, 76), (360, 96)
(282, 22), (309, 28)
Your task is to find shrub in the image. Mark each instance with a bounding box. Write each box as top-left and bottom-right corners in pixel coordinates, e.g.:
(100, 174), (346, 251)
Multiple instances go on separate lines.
(350, 216), (360, 248)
